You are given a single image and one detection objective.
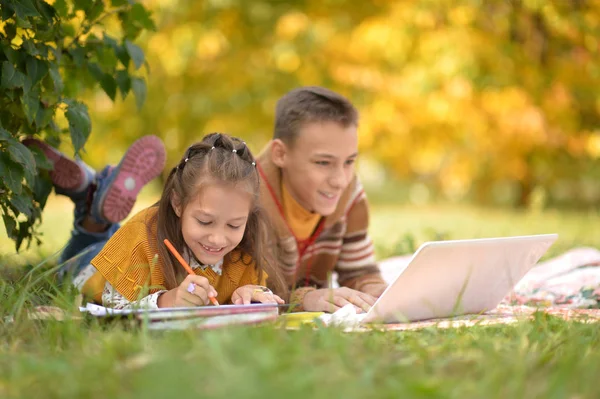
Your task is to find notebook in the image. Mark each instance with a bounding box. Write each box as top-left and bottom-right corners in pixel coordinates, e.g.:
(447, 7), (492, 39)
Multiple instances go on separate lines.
(363, 234), (559, 323)
(80, 303), (281, 330)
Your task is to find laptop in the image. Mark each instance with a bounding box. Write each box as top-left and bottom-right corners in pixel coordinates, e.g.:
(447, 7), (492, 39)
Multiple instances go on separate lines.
(362, 234), (558, 323)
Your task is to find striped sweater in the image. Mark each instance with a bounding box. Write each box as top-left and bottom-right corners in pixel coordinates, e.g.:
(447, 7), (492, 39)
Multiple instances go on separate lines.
(257, 143), (386, 307)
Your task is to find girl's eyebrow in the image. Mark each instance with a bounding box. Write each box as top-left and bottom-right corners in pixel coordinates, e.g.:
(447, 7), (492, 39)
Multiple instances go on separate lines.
(197, 211), (247, 222)
(313, 152), (358, 159)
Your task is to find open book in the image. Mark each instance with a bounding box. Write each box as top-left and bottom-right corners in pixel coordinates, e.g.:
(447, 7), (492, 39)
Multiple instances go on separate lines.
(79, 303), (280, 330)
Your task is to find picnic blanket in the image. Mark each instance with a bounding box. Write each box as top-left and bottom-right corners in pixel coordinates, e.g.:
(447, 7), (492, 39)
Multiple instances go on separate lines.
(378, 247), (600, 309)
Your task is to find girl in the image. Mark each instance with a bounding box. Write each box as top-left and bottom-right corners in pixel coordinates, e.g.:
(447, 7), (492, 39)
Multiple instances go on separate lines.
(28, 133), (285, 308)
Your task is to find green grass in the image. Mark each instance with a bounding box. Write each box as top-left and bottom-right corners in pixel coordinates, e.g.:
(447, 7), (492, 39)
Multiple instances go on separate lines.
(1, 313), (599, 398)
(1, 194), (600, 398)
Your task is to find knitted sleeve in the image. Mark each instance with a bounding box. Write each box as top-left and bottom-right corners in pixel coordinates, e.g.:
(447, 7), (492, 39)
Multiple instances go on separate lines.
(335, 179), (387, 292)
(90, 218), (158, 301)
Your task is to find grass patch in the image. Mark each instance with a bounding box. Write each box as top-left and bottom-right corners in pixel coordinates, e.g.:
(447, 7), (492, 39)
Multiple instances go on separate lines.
(1, 311), (599, 398)
(1, 195), (600, 397)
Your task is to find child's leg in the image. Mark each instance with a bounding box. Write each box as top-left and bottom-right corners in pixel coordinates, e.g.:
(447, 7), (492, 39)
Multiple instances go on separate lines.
(88, 135), (166, 224)
(25, 136), (166, 276)
(22, 138), (95, 222)
(57, 228), (118, 281)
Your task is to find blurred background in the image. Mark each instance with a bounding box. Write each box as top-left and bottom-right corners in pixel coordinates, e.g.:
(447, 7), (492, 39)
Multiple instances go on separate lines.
(81, 0), (600, 209)
(3, 0), (600, 264)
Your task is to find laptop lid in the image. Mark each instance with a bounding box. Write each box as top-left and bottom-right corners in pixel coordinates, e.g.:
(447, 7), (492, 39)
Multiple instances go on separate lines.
(363, 234), (558, 323)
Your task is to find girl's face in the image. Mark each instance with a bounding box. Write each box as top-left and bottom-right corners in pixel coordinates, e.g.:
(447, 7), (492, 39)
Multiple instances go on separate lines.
(174, 183), (252, 265)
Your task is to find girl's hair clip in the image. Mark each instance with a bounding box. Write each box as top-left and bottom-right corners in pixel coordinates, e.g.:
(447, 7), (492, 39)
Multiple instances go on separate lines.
(184, 158), (189, 163)
(211, 146), (215, 150)
(232, 149), (237, 153)
(251, 161), (256, 166)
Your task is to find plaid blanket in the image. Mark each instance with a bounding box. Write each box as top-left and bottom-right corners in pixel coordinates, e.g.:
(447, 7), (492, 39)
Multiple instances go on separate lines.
(378, 247), (600, 309)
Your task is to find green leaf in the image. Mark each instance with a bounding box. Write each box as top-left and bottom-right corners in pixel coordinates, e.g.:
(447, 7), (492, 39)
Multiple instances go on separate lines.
(48, 65), (63, 92)
(16, 218), (35, 251)
(0, 127), (11, 142)
(15, 16), (33, 29)
(131, 77), (146, 110)
(103, 35), (118, 50)
(68, 46), (86, 68)
(3, 23), (17, 41)
(110, 0), (129, 6)
(28, 146), (53, 171)
(96, 46), (118, 71)
(32, 23), (55, 42)
(36, 0), (57, 21)
(53, 0), (69, 18)
(2, 129), (37, 184)
(115, 69), (131, 99)
(87, 62), (104, 81)
(26, 56), (49, 86)
(13, 0), (41, 19)
(100, 73), (117, 101)
(104, 36), (130, 67)
(125, 40), (144, 70)
(23, 39), (51, 57)
(73, 0), (90, 12)
(116, 44), (130, 67)
(2, 209), (17, 240)
(33, 170), (53, 210)
(1, 3), (15, 20)
(1, 43), (22, 64)
(2, 62), (15, 85)
(21, 89), (40, 126)
(1, 61), (24, 89)
(130, 3), (156, 31)
(10, 192), (32, 217)
(62, 23), (76, 37)
(64, 100), (91, 154)
(35, 106), (54, 129)
(87, 0), (104, 21)
(0, 150), (24, 195)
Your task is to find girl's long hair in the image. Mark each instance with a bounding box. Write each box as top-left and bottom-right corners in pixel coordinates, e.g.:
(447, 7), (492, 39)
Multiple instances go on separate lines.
(151, 133), (287, 297)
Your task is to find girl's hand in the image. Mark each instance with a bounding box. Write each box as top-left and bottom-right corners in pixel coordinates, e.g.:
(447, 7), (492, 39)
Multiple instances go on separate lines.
(157, 275), (218, 308)
(232, 285), (284, 305)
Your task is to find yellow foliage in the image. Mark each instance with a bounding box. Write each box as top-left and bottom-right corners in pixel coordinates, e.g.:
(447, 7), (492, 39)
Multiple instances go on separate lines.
(276, 12), (310, 40)
(586, 133), (600, 158)
(196, 30), (229, 61)
(78, 0), (600, 206)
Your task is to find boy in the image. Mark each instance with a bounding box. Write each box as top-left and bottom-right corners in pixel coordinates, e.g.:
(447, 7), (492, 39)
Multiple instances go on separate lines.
(256, 86), (388, 312)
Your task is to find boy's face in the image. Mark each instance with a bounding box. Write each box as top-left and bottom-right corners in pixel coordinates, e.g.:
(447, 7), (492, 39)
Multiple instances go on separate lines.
(272, 121), (358, 216)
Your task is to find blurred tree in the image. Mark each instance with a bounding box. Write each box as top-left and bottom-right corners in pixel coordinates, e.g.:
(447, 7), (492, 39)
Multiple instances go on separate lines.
(81, 0), (600, 208)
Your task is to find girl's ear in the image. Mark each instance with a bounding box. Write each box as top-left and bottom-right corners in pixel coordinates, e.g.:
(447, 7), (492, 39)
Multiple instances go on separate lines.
(170, 193), (182, 217)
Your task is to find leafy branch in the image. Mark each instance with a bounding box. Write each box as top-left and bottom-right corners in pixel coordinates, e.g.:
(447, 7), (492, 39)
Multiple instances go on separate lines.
(0, 0), (155, 251)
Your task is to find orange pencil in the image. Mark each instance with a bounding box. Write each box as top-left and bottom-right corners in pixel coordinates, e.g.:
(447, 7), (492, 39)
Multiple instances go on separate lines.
(163, 238), (219, 306)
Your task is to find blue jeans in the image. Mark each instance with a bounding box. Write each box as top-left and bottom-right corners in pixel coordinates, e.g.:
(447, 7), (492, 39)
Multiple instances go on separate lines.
(56, 166), (120, 282)
(57, 218), (120, 282)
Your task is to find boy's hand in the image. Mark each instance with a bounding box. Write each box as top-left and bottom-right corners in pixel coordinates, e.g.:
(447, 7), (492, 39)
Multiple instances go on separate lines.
(157, 275), (218, 308)
(361, 283), (387, 298)
(232, 285), (285, 305)
(303, 287), (376, 313)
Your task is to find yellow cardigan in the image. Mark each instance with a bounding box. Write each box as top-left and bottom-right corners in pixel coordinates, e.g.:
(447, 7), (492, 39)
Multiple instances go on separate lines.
(85, 206), (266, 304)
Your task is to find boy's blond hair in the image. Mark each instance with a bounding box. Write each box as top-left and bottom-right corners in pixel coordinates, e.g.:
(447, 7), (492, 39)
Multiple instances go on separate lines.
(274, 86), (359, 145)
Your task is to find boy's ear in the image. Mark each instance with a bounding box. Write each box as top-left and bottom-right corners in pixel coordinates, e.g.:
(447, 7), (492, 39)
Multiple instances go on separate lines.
(170, 193), (182, 217)
(271, 139), (288, 168)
